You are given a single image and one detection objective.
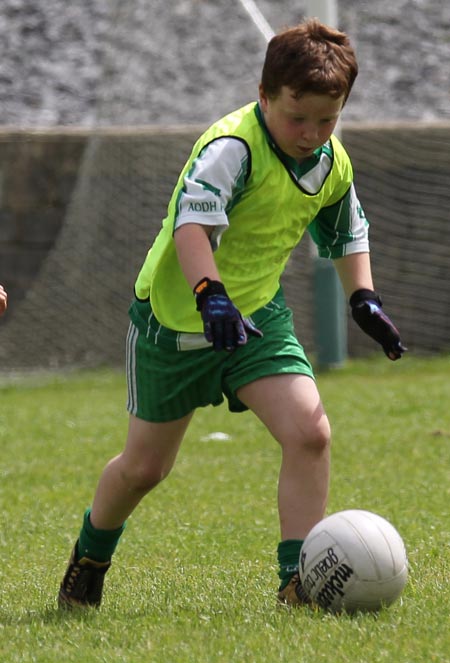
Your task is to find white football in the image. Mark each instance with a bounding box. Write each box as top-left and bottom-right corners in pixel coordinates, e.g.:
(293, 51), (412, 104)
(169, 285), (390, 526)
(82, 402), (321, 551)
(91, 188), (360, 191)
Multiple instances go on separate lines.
(299, 509), (408, 613)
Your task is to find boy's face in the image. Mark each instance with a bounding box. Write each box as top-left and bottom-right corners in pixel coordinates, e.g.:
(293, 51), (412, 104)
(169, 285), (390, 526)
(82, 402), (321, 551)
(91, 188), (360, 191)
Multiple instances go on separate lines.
(259, 85), (345, 161)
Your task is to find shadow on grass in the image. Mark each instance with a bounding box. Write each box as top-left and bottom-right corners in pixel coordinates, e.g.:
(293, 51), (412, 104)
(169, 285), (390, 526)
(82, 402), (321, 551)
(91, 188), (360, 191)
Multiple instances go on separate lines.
(0, 604), (101, 627)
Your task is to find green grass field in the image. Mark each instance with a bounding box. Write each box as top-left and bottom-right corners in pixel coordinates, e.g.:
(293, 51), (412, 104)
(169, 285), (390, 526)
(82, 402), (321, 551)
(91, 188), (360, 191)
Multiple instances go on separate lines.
(0, 355), (449, 662)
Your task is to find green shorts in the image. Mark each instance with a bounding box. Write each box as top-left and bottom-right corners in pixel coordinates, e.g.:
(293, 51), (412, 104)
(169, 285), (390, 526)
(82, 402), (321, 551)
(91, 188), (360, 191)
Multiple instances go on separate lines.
(126, 288), (314, 422)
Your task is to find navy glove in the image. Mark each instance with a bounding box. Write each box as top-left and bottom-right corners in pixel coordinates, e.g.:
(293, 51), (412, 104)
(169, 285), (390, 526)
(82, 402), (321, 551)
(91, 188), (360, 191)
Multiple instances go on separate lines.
(194, 277), (263, 352)
(350, 289), (407, 361)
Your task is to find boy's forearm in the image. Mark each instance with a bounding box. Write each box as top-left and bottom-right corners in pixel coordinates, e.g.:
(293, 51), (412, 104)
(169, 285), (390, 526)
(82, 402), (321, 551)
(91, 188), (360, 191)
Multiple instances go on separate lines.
(333, 252), (374, 299)
(174, 223), (221, 290)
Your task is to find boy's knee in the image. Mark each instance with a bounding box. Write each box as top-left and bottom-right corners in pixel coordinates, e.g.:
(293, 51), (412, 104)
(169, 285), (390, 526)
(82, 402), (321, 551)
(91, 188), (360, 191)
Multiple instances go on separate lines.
(306, 419), (331, 453)
(282, 416), (331, 455)
(119, 461), (170, 494)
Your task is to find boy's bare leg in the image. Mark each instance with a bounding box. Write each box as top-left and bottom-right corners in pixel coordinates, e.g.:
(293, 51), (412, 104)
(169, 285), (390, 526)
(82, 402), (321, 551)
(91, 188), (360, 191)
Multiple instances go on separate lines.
(90, 412), (194, 530)
(58, 413), (193, 608)
(237, 374), (330, 540)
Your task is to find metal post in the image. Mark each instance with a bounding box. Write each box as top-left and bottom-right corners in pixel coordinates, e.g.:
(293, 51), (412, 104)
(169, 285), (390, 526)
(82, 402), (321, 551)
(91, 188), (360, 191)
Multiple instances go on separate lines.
(305, 0), (338, 28)
(306, 0), (347, 368)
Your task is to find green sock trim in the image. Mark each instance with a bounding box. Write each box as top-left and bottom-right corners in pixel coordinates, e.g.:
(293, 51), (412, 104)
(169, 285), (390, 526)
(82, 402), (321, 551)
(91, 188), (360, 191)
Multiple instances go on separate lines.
(277, 539), (304, 591)
(77, 508), (126, 562)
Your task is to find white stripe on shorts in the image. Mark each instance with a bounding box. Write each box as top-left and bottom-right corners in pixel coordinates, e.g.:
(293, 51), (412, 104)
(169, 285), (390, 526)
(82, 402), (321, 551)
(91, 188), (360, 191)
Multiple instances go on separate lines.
(126, 321), (139, 415)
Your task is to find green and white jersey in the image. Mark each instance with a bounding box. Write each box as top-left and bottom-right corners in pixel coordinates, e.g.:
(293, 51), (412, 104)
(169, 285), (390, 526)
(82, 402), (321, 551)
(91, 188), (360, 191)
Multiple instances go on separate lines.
(135, 102), (369, 333)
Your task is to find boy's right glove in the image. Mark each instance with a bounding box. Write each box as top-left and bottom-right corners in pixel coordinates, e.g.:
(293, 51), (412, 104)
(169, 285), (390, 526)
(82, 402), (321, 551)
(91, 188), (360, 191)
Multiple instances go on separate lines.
(194, 277), (263, 352)
(350, 289), (407, 360)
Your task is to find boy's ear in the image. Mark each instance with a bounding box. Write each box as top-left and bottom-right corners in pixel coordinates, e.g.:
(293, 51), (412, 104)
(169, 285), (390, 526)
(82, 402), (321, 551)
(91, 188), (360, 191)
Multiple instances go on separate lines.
(259, 84), (268, 110)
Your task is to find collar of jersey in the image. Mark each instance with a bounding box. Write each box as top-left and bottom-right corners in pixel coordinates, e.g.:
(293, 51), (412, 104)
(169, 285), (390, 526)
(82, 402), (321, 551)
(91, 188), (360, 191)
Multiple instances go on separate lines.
(254, 102), (332, 179)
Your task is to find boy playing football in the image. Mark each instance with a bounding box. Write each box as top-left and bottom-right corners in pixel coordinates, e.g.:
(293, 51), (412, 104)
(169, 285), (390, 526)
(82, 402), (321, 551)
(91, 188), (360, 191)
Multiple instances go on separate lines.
(59, 18), (405, 609)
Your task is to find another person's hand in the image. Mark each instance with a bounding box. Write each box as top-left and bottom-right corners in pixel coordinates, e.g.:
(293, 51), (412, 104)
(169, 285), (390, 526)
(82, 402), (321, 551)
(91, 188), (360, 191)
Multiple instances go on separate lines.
(0, 285), (7, 316)
(350, 289), (407, 360)
(194, 278), (263, 352)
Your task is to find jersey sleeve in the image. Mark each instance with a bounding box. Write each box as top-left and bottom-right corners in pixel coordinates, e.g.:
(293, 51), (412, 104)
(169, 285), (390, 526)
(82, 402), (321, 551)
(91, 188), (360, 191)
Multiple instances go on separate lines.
(173, 137), (250, 250)
(307, 183), (370, 259)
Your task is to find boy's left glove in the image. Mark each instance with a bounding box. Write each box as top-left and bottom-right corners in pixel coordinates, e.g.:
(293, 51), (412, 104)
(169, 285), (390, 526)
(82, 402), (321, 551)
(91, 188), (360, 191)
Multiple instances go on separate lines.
(350, 289), (407, 361)
(194, 277), (263, 352)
